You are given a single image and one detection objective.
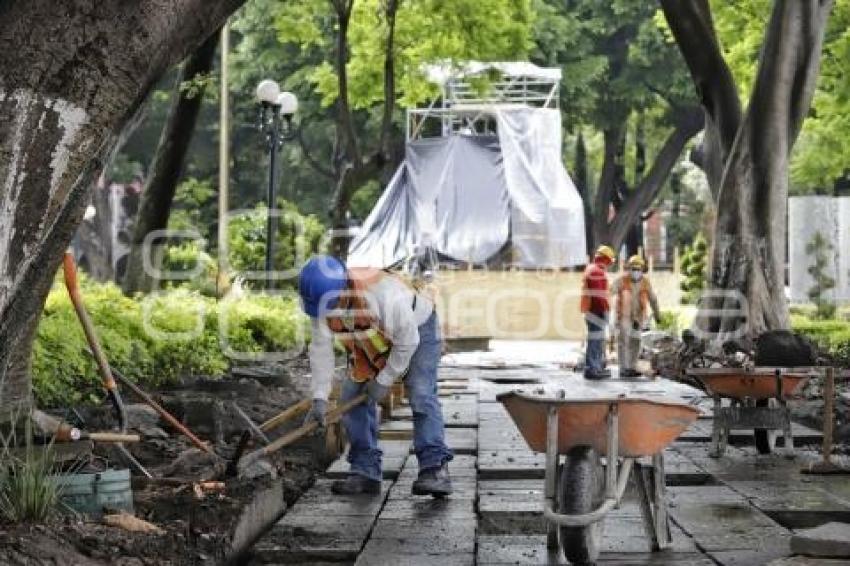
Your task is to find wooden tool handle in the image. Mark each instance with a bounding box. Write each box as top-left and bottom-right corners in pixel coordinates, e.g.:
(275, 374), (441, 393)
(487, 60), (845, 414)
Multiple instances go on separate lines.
(260, 399), (311, 432)
(86, 432), (141, 443)
(241, 393), (368, 467)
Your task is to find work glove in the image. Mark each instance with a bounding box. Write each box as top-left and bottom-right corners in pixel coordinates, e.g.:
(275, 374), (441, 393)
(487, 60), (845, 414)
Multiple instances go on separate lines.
(303, 398), (328, 428)
(366, 380), (391, 404)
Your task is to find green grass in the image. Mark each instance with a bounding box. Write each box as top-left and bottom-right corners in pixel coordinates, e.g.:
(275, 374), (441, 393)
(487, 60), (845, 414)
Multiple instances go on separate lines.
(0, 415), (62, 523)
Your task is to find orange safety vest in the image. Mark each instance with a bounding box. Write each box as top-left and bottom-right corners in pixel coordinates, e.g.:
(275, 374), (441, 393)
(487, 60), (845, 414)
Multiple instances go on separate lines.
(326, 268), (394, 382)
(615, 275), (651, 322)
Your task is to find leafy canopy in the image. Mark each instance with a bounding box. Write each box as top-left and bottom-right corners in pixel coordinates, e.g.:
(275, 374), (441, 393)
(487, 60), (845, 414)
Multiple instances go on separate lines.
(274, 0), (534, 109)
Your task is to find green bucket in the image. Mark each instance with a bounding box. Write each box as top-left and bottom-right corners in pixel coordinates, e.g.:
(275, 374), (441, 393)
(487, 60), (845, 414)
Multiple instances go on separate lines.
(52, 468), (133, 518)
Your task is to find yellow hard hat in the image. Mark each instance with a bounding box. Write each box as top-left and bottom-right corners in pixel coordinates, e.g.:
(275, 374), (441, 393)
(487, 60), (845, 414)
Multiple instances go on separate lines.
(627, 255), (646, 269)
(595, 245), (616, 261)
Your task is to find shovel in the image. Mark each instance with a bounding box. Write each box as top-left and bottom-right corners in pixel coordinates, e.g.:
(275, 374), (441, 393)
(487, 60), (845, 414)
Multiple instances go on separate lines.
(229, 393), (368, 476)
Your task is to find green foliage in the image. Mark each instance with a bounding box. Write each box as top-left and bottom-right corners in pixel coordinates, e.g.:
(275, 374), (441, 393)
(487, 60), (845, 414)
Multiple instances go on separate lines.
(679, 233), (708, 304)
(0, 418), (62, 523)
(32, 277), (308, 407)
(656, 310), (680, 335)
(709, 0), (850, 192)
(805, 231), (837, 319)
(276, 0), (534, 109)
(226, 199), (325, 283)
(791, 313), (850, 367)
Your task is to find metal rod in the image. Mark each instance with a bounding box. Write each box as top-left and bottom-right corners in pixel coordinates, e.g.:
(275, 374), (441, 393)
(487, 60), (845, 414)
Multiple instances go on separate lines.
(822, 367), (835, 463)
(116, 444), (153, 479)
(105, 363), (216, 456)
(606, 403), (618, 499)
(233, 402), (270, 445)
(543, 459), (634, 527)
(265, 113), (279, 289)
(545, 406), (559, 500)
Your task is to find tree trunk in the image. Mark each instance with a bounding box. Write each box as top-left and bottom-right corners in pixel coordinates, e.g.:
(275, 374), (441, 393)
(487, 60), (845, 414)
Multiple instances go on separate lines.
(573, 131), (593, 257)
(122, 31), (220, 295)
(660, 0), (742, 199)
(0, 0), (244, 416)
(595, 109), (703, 254)
(693, 0), (832, 340)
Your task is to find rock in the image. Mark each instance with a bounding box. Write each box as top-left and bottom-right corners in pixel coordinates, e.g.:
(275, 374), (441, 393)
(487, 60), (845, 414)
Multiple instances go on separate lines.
(125, 404), (160, 430)
(790, 522), (850, 558)
(756, 330), (817, 367)
(238, 457), (278, 481)
(163, 448), (224, 480)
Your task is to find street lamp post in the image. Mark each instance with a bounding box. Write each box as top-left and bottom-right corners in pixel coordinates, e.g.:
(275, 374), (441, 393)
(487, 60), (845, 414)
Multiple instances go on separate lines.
(256, 80), (298, 288)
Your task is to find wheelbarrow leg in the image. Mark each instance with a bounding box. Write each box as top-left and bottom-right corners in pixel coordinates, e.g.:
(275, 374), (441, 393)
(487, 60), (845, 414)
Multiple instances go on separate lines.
(710, 395), (724, 458)
(545, 406), (559, 550)
(781, 399), (795, 458)
(634, 453), (672, 551)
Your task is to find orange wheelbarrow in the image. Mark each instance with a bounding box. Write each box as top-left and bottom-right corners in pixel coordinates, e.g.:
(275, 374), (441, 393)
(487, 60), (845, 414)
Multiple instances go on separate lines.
(687, 367), (817, 457)
(498, 383), (700, 565)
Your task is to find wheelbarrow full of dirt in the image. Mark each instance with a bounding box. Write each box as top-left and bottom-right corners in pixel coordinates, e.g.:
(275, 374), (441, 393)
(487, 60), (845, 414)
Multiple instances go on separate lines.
(686, 367), (818, 457)
(497, 379), (700, 565)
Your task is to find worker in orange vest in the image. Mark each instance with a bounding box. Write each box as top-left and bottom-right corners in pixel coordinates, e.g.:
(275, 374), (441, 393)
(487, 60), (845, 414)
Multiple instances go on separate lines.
(580, 245), (616, 379)
(298, 255), (453, 497)
(611, 255), (661, 377)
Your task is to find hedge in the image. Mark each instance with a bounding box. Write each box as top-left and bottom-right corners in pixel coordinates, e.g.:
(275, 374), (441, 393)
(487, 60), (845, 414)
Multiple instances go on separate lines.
(32, 276), (307, 407)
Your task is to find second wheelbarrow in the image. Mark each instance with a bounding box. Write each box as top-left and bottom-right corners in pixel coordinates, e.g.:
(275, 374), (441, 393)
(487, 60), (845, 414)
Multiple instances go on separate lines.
(498, 382), (700, 565)
(687, 367), (817, 457)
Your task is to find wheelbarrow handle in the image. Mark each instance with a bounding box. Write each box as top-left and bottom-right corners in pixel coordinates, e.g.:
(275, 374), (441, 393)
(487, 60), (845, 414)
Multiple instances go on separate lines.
(239, 393), (369, 469)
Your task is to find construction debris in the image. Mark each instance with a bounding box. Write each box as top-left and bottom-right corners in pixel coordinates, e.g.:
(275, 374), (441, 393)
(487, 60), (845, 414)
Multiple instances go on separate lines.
(103, 512), (165, 534)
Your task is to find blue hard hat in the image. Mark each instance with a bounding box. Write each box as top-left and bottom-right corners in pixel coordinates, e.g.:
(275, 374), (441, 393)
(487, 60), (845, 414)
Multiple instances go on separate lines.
(297, 255), (347, 317)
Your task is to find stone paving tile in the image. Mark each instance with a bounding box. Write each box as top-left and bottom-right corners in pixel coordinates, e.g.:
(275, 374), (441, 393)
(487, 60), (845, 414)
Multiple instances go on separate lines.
(478, 449), (546, 480)
(252, 481), (391, 563)
(723, 480), (850, 528)
(326, 439), (410, 479)
(667, 484), (791, 563)
(477, 535), (711, 565)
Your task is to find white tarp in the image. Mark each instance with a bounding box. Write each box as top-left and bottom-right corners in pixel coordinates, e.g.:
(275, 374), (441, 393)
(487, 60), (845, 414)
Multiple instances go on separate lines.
(348, 107), (587, 268)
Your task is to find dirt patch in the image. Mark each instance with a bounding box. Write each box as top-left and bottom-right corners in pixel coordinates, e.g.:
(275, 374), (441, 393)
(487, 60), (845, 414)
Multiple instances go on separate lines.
(3, 358), (334, 565)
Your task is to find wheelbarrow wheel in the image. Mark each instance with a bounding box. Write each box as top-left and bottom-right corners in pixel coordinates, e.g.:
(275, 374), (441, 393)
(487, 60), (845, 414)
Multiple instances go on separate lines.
(558, 445), (604, 565)
(754, 399), (777, 454)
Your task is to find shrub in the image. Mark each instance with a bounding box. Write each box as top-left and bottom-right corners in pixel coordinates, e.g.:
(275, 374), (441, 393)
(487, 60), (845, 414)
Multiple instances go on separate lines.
(791, 314), (850, 367)
(805, 231), (837, 319)
(32, 277), (308, 407)
(679, 234), (708, 304)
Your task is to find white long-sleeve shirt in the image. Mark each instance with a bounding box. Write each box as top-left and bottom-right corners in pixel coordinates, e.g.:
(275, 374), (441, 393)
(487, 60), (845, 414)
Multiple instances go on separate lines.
(308, 274), (434, 400)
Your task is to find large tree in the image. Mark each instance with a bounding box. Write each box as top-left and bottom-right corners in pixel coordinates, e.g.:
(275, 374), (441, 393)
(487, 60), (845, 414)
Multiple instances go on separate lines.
(0, 0), (244, 415)
(661, 0), (834, 339)
(533, 0), (702, 254)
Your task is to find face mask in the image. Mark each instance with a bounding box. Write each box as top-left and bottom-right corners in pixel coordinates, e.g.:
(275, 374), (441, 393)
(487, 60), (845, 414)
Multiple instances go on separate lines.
(630, 270), (643, 281)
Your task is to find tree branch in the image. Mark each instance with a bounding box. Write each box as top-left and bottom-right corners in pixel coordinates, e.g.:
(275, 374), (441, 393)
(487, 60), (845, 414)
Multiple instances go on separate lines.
(332, 0), (360, 165)
(378, 0), (400, 159)
(660, 0), (742, 156)
(607, 107), (704, 248)
(297, 127), (335, 178)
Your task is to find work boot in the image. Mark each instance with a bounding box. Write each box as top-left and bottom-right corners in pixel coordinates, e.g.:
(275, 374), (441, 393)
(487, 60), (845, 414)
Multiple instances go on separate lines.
(583, 368), (611, 380)
(330, 474), (381, 495)
(412, 463), (453, 498)
(619, 368), (641, 378)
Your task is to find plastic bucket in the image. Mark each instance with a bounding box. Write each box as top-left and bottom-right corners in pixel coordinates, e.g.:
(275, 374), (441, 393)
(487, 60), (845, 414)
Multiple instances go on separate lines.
(52, 468), (133, 517)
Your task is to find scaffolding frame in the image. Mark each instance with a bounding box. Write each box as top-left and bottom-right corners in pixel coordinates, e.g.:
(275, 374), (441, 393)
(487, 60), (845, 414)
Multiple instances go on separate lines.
(406, 63), (561, 142)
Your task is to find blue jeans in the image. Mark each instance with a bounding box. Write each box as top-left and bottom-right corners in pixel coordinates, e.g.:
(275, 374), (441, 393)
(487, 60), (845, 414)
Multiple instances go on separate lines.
(341, 311), (453, 481)
(585, 313), (608, 373)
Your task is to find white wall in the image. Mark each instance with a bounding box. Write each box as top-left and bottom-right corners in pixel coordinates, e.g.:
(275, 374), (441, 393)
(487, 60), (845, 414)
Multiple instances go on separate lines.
(789, 196), (850, 304)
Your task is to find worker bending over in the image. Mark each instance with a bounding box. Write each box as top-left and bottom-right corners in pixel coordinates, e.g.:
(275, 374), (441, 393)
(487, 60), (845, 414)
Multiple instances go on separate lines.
(580, 245), (616, 379)
(298, 255), (453, 497)
(611, 255), (660, 377)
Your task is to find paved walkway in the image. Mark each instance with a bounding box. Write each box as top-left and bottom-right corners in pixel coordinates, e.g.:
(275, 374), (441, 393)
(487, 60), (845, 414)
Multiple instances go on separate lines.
(250, 342), (849, 565)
